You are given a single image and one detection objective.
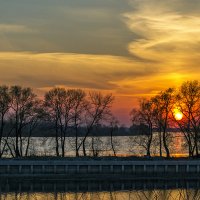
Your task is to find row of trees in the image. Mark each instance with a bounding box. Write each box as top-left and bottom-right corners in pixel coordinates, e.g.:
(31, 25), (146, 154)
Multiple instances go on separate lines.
(131, 80), (200, 158)
(0, 86), (116, 157)
(1, 80), (200, 158)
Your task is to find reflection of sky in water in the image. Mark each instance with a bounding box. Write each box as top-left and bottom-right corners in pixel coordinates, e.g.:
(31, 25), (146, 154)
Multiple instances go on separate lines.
(2, 133), (188, 157)
(1, 189), (200, 200)
(1, 179), (200, 199)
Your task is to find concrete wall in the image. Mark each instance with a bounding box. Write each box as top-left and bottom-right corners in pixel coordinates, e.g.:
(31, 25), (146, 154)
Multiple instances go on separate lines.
(0, 160), (200, 179)
(1, 179), (200, 193)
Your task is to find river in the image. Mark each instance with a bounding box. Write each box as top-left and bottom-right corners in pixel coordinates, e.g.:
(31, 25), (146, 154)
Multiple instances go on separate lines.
(2, 132), (188, 157)
(0, 179), (200, 200)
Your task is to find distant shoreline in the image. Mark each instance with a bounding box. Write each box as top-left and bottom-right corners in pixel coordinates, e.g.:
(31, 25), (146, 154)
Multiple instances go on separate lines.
(2, 129), (183, 137)
(0, 155), (199, 161)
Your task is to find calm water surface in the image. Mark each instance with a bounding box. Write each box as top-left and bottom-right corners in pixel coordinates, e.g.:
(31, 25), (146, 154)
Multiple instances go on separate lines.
(3, 133), (188, 157)
(1, 180), (200, 200)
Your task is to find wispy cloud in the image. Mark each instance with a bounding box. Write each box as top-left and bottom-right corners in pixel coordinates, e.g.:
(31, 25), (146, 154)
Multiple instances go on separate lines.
(0, 0), (132, 56)
(0, 24), (36, 33)
(124, 0), (200, 70)
(0, 52), (157, 93)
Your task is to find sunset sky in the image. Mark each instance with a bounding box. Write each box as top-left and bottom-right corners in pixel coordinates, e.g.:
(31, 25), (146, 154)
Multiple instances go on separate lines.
(0, 0), (200, 125)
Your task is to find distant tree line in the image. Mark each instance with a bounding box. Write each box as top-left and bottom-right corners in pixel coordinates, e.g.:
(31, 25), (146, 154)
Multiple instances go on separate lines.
(131, 80), (200, 158)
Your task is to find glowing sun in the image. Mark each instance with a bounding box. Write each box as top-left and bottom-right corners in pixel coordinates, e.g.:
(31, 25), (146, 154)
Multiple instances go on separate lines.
(173, 108), (183, 121)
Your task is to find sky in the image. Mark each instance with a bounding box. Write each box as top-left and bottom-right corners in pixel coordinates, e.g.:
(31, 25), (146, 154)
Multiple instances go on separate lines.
(0, 0), (200, 125)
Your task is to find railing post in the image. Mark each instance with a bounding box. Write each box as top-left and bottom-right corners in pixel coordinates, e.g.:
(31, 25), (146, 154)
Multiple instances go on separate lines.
(7, 165), (10, 174)
(65, 165), (68, 173)
(165, 165), (168, 173)
(186, 165), (189, 173)
(99, 165), (102, 173)
(176, 165), (178, 173)
(122, 165), (124, 173)
(54, 165), (56, 174)
(77, 165), (80, 173)
(132, 165), (135, 175)
(111, 165), (113, 173)
(144, 165), (146, 173)
(31, 165), (33, 173)
(154, 165), (157, 174)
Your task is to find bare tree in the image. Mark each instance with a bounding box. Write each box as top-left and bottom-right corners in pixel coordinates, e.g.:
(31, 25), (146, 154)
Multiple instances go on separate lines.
(70, 89), (86, 157)
(152, 88), (175, 158)
(9, 86), (39, 157)
(60, 89), (79, 157)
(151, 95), (163, 157)
(0, 86), (11, 157)
(174, 80), (200, 157)
(130, 99), (154, 157)
(44, 88), (83, 157)
(45, 88), (66, 157)
(109, 117), (119, 156)
(77, 92), (114, 156)
(24, 102), (44, 157)
(90, 125), (104, 157)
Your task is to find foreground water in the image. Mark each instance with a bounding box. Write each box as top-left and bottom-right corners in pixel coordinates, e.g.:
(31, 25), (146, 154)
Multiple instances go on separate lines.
(1, 180), (200, 200)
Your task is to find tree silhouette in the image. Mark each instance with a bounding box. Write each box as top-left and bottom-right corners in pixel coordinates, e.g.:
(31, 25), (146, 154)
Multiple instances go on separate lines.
(174, 80), (200, 157)
(0, 86), (11, 157)
(9, 86), (39, 157)
(131, 99), (154, 157)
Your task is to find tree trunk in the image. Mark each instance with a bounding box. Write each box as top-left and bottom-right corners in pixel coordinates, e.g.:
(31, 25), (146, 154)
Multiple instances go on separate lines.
(56, 137), (59, 157)
(92, 136), (95, 157)
(146, 147), (150, 157)
(19, 132), (23, 157)
(25, 136), (31, 157)
(189, 146), (193, 157)
(15, 112), (20, 157)
(163, 131), (170, 158)
(185, 132), (192, 157)
(146, 137), (152, 157)
(55, 119), (60, 157)
(77, 127), (93, 156)
(15, 135), (20, 157)
(75, 132), (79, 157)
(82, 139), (86, 156)
(61, 139), (65, 157)
(75, 118), (79, 157)
(146, 123), (153, 157)
(110, 130), (116, 157)
(159, 130), (162, 157)
(55, 131), (59, 157)
(0, 117), (5, 157)
(195, 133), (199, 157)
